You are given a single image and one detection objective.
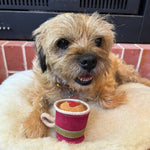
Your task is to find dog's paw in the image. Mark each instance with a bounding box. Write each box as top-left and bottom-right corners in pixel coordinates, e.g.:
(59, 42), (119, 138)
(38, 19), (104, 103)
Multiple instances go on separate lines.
(98, 92), (127, 109)
(23, 111), (48, 138)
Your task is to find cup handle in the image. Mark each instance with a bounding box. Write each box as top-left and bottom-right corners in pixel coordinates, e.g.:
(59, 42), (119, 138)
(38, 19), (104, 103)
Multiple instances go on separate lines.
(41, 113), (55, 128)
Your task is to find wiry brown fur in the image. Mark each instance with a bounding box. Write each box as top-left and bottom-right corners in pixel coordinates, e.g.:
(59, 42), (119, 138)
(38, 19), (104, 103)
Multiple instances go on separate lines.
(23, 13), (150, 138)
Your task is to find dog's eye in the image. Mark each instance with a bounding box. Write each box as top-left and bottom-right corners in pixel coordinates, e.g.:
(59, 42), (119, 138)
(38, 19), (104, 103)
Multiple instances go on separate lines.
(57, 39), (70, 50)
(95, 38), (102, 47)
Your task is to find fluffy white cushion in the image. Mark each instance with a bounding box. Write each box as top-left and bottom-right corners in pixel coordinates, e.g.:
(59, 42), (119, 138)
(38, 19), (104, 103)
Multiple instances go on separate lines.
(0, 70), (150, 150)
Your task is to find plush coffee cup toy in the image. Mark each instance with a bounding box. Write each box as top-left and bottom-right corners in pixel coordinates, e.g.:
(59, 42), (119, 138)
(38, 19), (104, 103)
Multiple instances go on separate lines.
(41, 99), (90, 144)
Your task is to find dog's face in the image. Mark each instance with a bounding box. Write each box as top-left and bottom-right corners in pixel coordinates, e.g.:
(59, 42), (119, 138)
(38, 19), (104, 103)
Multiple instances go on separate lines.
(33, 13), (114, 91)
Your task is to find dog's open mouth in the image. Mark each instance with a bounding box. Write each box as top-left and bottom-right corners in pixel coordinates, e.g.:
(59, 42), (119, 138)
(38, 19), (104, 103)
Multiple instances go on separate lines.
(75, 75), (93, 86)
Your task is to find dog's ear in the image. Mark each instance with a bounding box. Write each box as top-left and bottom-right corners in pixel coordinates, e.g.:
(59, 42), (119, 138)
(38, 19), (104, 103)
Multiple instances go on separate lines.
(33, 22), (48, 73)
(38, 48), (47, 73)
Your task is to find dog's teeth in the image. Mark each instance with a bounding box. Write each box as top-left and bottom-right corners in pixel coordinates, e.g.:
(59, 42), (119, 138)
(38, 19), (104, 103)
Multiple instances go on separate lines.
(78, 76), (92, 82)
(80, 78), (83, 81)
(75, 76), (93, 85)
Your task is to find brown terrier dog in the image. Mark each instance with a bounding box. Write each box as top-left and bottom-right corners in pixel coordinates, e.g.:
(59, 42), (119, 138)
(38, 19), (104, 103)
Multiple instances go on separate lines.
(23, 13), (150, 138)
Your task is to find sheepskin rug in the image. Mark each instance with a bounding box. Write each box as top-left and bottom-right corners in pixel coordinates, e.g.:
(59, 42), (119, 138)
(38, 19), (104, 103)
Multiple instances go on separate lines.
(0, 70), (150, 150)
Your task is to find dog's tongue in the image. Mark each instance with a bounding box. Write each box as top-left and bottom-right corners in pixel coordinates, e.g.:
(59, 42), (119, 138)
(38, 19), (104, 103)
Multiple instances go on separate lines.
(68, 101), (80, 107)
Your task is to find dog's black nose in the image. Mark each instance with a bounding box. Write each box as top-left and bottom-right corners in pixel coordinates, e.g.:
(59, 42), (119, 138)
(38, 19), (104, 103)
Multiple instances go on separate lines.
(78, 55), (97, 72)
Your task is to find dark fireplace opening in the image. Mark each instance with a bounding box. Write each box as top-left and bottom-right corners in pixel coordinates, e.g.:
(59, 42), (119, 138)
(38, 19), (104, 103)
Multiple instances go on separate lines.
(0, 0), (149, 43)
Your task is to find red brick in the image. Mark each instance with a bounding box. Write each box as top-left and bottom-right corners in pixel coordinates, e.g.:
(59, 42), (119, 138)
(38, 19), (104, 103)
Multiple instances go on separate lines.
(121, 44), (140, 69)
(25, 42), (36, 69)
(139, 49), (150, 79)
(137, 44), (150, 50)
(0, 41), (7, 45)
(111, 44), (122, 58)
(0, 41), (7, 84)
(4, 41), (25, 71)
(8, 72), (17, 76)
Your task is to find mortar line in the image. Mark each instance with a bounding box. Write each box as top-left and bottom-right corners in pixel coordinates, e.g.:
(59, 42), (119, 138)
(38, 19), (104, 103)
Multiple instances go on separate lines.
(117, 44), (125, 60)
(134, 44), (143, 72)
(22, 42), (28, 70)
(1, 41), (9, 77)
